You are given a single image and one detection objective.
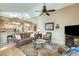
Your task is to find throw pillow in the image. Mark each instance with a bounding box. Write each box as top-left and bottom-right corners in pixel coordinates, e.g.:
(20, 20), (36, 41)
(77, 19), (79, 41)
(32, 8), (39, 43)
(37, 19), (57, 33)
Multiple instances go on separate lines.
(15, 35), (21, 40)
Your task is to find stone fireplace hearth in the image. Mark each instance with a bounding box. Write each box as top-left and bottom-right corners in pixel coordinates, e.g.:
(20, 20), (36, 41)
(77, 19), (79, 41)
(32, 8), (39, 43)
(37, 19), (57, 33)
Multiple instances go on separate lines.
(65, 35), (79, 48)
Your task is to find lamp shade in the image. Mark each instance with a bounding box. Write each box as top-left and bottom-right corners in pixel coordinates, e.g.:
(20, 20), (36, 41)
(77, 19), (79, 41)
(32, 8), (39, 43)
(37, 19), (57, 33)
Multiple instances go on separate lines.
(55, 24), (60, 29)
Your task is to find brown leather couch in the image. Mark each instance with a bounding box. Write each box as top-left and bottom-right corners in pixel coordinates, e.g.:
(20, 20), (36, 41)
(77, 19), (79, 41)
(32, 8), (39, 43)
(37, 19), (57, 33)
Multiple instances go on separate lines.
(14, 32), (32, 47)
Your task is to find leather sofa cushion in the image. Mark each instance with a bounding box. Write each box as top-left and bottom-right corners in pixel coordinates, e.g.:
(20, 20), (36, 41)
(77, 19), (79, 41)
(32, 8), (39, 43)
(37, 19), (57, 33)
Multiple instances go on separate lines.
(20, 33), (30, 39)
(18, 38), (31, 42)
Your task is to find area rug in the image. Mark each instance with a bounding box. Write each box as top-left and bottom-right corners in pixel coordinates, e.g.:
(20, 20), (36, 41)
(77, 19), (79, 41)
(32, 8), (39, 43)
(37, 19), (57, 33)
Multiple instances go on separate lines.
(19, 43), (36, 56)
(19, 43), (63, 56)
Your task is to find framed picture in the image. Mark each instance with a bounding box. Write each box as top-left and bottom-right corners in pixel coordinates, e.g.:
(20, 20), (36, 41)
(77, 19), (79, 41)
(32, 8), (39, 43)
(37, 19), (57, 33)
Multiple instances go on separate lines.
(45, 22), (54, 30)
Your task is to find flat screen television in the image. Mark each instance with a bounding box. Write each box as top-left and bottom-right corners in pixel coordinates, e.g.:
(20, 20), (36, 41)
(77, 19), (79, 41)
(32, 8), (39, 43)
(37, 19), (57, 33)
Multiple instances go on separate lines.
(65, 25), (79, 36)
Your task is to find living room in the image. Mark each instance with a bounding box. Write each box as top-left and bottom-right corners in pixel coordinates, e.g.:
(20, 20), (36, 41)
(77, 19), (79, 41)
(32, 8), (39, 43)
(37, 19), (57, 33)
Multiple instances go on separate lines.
(0, 3), (79, 56)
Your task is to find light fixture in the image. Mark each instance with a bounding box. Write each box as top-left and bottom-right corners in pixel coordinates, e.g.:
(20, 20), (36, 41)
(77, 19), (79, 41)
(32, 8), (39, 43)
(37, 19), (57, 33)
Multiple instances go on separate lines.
(12, 22), (20, 25)
(25, 23), (30, 27)
(36, 28), (40, 34)
(55, 24), (60, 29)
(37, 28), (40, 32)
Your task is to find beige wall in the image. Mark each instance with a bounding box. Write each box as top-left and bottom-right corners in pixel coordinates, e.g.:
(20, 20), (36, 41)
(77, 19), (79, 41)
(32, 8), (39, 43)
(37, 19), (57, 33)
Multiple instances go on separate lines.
(29, 4), (79, 45)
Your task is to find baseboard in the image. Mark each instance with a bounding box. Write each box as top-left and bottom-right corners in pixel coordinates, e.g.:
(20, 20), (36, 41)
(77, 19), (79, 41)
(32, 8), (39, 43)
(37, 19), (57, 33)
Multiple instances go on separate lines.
(51, 41), (65, 46)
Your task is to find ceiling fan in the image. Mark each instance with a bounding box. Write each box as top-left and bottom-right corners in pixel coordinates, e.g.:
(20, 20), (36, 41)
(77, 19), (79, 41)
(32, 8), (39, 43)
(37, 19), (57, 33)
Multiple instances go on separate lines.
(35, 3), (56, 16)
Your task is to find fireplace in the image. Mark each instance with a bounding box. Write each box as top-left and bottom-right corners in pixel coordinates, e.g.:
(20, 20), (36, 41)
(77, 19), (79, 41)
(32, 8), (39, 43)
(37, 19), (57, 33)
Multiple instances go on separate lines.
(74, 37), (79, 47)
(65, 25), (79, 48)
(65, 35), (79, 48)
(65, 35), (74, 48)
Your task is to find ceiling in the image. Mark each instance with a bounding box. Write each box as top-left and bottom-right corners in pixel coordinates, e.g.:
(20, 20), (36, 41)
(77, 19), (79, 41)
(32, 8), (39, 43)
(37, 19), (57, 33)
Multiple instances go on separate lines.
(0, 3), (75, 19)
(0, 3), (38, 12)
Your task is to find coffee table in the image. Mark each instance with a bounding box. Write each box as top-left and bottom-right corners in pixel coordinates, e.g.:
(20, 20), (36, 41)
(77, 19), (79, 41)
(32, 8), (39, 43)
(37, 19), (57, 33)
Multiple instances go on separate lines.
(35, 39), (46, 49)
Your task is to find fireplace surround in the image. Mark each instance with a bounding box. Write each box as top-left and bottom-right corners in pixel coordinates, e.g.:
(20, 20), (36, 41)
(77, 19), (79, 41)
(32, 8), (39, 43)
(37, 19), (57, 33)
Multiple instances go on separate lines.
(65, 34), (79, 48)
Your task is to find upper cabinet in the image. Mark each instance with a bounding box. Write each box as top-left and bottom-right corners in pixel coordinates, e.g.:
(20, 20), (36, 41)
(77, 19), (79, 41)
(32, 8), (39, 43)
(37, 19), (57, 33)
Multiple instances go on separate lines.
(0, 16), (34, 33)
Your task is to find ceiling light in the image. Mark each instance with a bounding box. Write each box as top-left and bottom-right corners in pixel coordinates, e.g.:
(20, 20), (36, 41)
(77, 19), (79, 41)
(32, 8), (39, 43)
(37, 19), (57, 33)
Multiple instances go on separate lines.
(12, 22), (20, 25)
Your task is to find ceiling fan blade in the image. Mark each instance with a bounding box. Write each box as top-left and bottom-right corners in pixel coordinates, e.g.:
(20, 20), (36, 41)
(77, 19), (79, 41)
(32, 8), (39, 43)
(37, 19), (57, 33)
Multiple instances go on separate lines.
(35, 11), (42, 12)
(46, 12), (50, 16)
(39, 12), (44, 16)
(47, 9), (56, 12)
